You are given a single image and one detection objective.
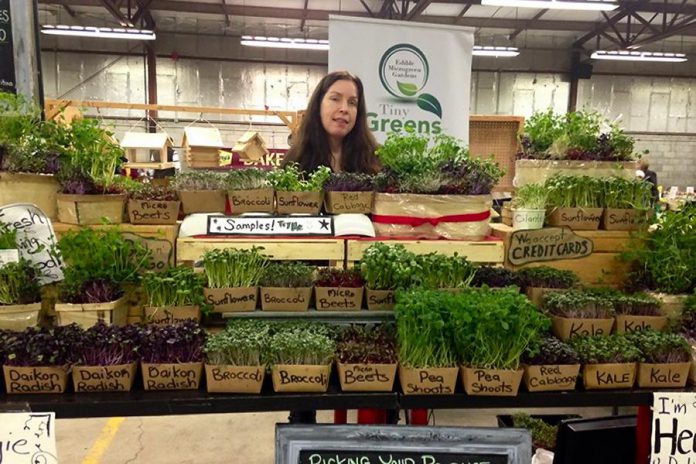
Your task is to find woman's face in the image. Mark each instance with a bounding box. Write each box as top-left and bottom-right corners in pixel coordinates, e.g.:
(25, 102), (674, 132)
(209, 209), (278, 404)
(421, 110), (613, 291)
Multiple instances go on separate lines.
(320, 79), (359, 143)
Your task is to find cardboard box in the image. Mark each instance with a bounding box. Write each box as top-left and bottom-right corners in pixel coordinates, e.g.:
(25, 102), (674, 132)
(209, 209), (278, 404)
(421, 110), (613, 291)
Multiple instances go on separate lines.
(314, 287), (363, 311)
(275, 191), (323, 215)
(228, 188), (274, 214)
(546, 207), (603, 231)
(55, 297), (129, 328)
(365, 288), (395, 311)
(523, 364), (580, 392)
(260, 287), (311, 311)
(204, 287), (257, 312)
(461, 366), (523, 397)
(144, 305), (201, 324)
(614, 314), (668, 333)
(72, 363), (137, 392)
(271, 364), (331, 393)
(583, 363), (636, 390)
(637, 362), (690, 389)
(57, 193), (126, 225)
(398, 365), (458, 395)
(325, 191), (374, 214)
(337, 363), (397, 392)
(205, 364), (265, 394)
(551, 315), (614, 341)
(3, 365), (69, 394)
(128, 200), (180, 225)
(141, 361), (203, 391)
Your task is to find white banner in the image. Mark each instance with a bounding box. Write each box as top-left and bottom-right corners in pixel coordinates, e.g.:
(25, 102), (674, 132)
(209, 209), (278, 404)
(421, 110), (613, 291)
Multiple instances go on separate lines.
(652, 392), (696, 463)
(0, 412), (58, 464)
(329, 15), (473, 144)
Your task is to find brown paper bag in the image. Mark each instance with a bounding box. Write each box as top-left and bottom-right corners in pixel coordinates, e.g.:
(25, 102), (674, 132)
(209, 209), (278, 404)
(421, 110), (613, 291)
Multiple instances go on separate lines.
(314, 287), (363, 311)
(128, 199), (180, 225)
(546, 207), (603, 230)
(614, 315), (668, 333)
(583, 363), (636, 390)
(602, 208), (650, 231)
(177, 189), (227, 214)
(522, 364), (580, 392)
(204, 287), (257, 312)
(337, 363), (397, 392)
(72, 363), (137, 392)
(398, 365), (458, 395)
(365, 288), (396, 311)
(228, 188), (274, 214)
(205, 364), (265, 394)
(144, 305), (201, 324)
(275, 191), (323, 215)
(271, 364), (331, 393)
(325, 191), (374, 214)
(637, 362), (691, 389)
(260, 287), (311, 311)
(551, 315), (614, 341)
(460, 366), (523, 396)
(3, 365), (69, 394)
(141, 362), (202, 391)
(372, 193), (492, 240)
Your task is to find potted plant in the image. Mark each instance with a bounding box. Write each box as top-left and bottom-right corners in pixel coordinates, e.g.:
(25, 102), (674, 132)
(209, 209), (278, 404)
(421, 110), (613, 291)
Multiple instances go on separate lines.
(611, 292), (666, 333)
(471, 265), (520, 289)
(677, 293), (696, 385)
(140, 320), (206, 391)
(202, 248), (268, 312)
(395, 289), (459, 395)
(324, 172), (375, 214)
(0, 92), (62, 219)
(336, 325), (398, 392)
(417, 252), (477, 291)
(314, 268), (364, 311)
(259, 262), (314, 311)
(360, 243), (421, 311)
(629, 330), (692, 389)
(543, 290), (615, 341)
(544, 175), (604, 230)
(516, 266), (579, 306)
(267, 322), (334, 393)
(521, 335), (580, 392)
(126, 182), (180, 225)
(225, 168), (273, 214)
(0, 253), (42, 331)
(510, 183), (547, 230)
(204, 320), (269, 394)
(570, 334), (640, 390)
(55, 118), (128, 225)
(143, 266), (205, 324)
(268, 163), (330, 215)
(2, 324), (82, 394)
(72, 322), (141, 393)
(171, 171), (227, 214)
(373, 133), (503, 240)
(55, 228), (151, 328)
(601, 177), (653, 231)
(450, 287), (550, 396)
(515, 109), (637, 187)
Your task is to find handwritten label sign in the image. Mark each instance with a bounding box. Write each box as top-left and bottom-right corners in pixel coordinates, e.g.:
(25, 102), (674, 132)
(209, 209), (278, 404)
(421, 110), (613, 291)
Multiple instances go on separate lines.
(0, 412), (57, 464)
(276, 425), (530, 464)
(207, 216), (333, 236)
(508, 227), (593, 266)
(122, 232), (173, 270)
(0, 204), (64, 284)
(651, 393), (696, 464)
(141, 362), (202, 391)
(0, 249), (19, 266)
(0, 0), (16, 93)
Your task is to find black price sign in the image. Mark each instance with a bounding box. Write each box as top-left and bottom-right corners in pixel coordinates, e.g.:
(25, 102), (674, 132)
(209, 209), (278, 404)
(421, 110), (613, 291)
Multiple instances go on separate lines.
(0, 0), (15, 93)
(299, 450), (508, 464)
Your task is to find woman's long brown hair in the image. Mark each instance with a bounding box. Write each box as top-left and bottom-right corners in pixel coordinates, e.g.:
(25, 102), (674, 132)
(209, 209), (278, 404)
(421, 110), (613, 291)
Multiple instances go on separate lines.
(282, 71), (379, 174)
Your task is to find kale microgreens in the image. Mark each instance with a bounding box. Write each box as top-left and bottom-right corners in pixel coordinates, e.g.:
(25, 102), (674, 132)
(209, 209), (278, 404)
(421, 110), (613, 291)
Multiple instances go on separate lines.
(542, 289), (615, 319)
(203, 247), (269, 288)
(627, 330), (691, 364)
(205, 320), (270, 366)
(570, 334), (641, 364)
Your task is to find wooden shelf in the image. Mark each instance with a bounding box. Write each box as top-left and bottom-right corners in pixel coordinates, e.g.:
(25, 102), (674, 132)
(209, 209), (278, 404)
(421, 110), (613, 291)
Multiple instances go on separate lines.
(123, 162), (176, 170)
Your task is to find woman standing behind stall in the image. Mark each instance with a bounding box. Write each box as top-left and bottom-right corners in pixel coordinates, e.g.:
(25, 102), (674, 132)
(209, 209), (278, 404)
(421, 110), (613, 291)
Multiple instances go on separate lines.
(282, 71), (380, 174)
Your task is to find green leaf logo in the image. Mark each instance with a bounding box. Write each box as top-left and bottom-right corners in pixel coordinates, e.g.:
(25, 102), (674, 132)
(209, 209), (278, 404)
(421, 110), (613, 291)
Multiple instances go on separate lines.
(397, 81), (418, 97)
(417, 93), (442, 118)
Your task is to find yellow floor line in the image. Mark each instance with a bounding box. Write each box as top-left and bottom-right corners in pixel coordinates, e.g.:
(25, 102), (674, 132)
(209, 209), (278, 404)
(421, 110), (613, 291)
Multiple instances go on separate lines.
(81, 417), (126, 464)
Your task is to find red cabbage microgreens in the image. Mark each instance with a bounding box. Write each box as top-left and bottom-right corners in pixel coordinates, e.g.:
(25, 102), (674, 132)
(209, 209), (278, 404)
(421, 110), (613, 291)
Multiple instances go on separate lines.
(76, 322), (142, 366)
(313, 268), (364, 288)
(522, 334), (580, 365)
(324, 172), (374, 192)
(138, 320), (206, 364)
(3, 324), (83, 367)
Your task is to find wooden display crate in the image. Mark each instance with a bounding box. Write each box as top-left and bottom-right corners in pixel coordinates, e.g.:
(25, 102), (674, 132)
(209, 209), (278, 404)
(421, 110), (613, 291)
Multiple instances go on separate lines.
(469, 115), (523, 193)
(345, 237), (505, 268)
(52, 222), (179, 271)
(177, 237), (346, 268)
(490, 223), (632, 287)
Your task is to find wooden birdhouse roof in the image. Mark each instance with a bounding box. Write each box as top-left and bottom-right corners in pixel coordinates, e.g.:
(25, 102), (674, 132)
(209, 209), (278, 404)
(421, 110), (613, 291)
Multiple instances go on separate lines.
(182, 127), (224, 148)
(121, 132), (171, 149)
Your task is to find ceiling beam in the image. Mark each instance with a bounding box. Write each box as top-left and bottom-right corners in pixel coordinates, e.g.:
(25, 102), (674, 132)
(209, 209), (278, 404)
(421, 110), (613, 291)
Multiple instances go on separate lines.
(433, 0), (696, 15)
(300, 0), (309, 31)
(221, 0), (229, 27)
(379, 0), (394, 18)
(509, 8), (547, 40)
(131, 0), (154, 25)
(453, 4), (472, 23)
(406, 0), (433, 21)
(573, 8), (631, 47)
(358, 0), (376, 17)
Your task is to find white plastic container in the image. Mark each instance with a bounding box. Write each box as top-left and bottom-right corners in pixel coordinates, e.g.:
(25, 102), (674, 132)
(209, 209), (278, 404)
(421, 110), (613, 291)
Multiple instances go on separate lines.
(512, 208), (546, 230)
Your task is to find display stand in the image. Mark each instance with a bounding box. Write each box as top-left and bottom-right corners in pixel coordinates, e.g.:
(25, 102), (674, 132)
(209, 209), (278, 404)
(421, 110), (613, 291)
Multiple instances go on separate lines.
(490, 223), (633, 287)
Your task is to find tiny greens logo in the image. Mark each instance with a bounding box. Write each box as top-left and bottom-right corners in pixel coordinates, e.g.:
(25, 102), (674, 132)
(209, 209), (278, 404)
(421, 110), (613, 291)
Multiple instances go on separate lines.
(378, 43), (442, 118)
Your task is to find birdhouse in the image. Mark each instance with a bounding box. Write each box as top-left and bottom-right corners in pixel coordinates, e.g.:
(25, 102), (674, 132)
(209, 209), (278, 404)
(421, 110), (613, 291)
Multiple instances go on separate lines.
(232, 131), (269, 161)
(182, 127), (225, 168)
(120, 132), (173, 169)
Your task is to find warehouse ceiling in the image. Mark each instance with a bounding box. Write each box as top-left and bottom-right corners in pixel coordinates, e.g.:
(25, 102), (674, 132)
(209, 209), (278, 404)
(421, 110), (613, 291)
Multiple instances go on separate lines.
(37, 0), (696, 53)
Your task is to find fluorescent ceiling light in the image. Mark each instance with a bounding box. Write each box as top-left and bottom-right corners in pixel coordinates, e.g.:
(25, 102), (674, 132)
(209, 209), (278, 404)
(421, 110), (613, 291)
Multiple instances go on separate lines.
(241, 35), (329, 51)
(591, 50), (687, 62)
(473, 46), (520, 57)
(481, 0), (618, 11)
(41, 25), (155, 40)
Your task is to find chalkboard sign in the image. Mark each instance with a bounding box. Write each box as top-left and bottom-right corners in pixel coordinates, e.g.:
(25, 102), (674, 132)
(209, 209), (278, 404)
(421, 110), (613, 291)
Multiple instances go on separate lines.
(277, 425), (531, 464)
(207, 215), (334, 236)
(0, 0), (16, 93)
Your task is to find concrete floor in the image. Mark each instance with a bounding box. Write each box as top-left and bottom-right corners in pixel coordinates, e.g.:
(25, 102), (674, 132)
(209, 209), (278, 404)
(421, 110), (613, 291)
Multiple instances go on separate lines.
(56, 407), (631, 463)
